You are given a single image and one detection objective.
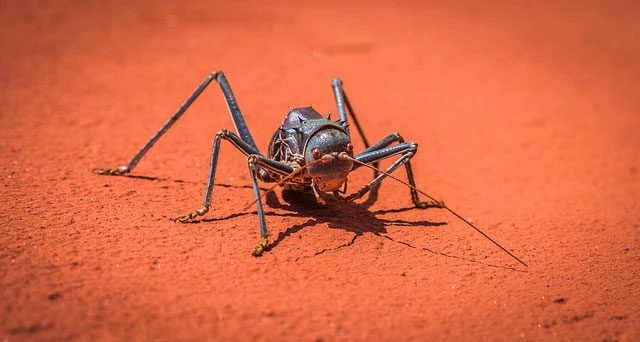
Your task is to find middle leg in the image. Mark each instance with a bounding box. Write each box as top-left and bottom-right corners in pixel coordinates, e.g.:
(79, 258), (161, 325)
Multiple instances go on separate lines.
(174, 129), (292, 222)
(173, 129), (257, 222)
(173, 129), (294, 256)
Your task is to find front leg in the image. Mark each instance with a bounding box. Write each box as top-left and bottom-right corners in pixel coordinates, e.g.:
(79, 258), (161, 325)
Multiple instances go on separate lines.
(344, 142), (444, 208)
(176, 155), (269, 257)
(341, 146), (414, 204)
(174, 129), (296, 256)
(174, 129), (261, 223)
(245, 155), (297, 256)
(247, 156), (269, 256)
(355, 134), (444, 208)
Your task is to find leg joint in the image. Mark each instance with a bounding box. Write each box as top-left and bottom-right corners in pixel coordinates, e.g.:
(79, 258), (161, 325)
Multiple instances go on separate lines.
(209, 70), (223, 81)
(215, 128), (229, 138)
(247, 154), (260, 165)
(392, 132), (405, 143)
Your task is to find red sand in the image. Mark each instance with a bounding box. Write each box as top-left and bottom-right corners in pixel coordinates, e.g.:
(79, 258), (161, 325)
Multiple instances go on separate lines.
(1, 1), (638, 340)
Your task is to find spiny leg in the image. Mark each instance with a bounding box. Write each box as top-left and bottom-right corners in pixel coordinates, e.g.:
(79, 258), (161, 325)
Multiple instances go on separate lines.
(358, 132), (403, 155)
(221, 154), (297, 256)
(248, 156), (269, 256)
(247, 155), (297, 256)
(349, 141), (444, 208)
(172, 130), (294, 256)
(97, 74), (215, 175)
(343, 144), (415, 203)
(240, 154), (298, 256)
(97, 71), (259, 175)
(173, 129), (264, 222)
(332, 80), (436, 206)
(357, 132), (439, 207)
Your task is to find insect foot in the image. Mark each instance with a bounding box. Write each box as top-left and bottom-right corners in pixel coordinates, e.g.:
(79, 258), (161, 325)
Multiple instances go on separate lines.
(251, 236), (269, 257)
(414, 199), (446, 209)
(95, 165), (130, 176)
(174, 207), (209, 223)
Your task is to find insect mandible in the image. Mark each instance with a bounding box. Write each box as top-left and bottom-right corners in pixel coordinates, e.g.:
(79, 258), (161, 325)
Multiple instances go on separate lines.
(96, 71), (527, 266)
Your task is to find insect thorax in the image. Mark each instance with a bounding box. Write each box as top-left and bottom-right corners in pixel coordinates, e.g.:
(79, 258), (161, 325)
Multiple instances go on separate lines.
(265, 107), (347, 190)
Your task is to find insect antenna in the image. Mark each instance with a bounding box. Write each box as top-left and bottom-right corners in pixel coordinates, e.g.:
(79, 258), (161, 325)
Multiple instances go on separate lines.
(343, 155), (528, 267)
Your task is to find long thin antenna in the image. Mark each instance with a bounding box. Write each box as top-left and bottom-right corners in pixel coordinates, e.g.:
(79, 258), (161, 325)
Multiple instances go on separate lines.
(346, 156), (528, 267)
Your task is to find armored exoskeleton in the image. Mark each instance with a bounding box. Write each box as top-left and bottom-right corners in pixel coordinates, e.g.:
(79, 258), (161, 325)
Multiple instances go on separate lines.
(96, 72), (455, 257)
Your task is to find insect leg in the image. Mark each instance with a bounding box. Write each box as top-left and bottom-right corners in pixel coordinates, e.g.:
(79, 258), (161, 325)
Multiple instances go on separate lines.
(354, 132), (438, 207)
(96, 74), (216, 175)
(97, 71), (259, 176)
(346, 142), (444, 208)
(332, 78), (380, 186)
(331, 78), (372, 148)
(247, 157), (269, 256)
(174, 130), (293, 255)
(173, 129), (266, 223)
(247, 155), (298, 256)
(214, 71), (259, 152)
(358, 132), (404, 155)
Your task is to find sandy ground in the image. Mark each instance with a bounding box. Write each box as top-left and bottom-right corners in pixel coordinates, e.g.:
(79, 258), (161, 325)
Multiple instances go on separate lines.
(1, 0), (639, 340)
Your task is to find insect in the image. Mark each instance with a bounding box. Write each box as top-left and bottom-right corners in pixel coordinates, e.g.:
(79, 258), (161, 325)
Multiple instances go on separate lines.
(97, 71), (527, 266)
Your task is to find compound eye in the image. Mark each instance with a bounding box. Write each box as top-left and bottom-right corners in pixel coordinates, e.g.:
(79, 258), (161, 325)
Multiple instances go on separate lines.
(346, 143), (353, 152)
(312, 148), (322, 159)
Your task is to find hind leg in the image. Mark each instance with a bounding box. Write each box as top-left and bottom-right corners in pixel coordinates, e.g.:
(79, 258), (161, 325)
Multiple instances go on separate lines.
(97, 71), (260, 175)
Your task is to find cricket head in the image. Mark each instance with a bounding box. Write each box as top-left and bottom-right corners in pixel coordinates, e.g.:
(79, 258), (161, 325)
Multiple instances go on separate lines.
(304, 126), (354, 192)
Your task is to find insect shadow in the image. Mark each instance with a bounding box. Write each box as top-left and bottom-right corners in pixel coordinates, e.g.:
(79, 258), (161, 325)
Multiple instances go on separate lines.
(95, 71), (526, 269)
(199, 186), (485, 264)
(119, 174), (521, 271)
(264, 189), (447, 251)
(198, 187), (525, 271)
(195, 185), (445, 247)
